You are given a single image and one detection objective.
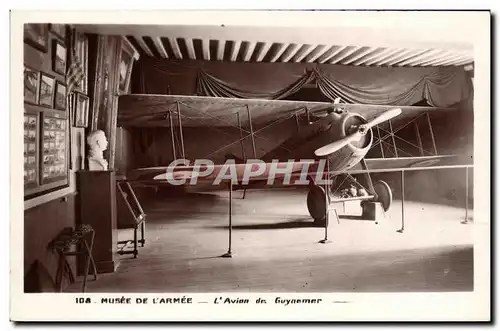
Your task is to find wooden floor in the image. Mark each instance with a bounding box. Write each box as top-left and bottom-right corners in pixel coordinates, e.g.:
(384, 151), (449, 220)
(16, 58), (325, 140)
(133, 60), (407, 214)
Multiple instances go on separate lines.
(67, 188), (474, 293)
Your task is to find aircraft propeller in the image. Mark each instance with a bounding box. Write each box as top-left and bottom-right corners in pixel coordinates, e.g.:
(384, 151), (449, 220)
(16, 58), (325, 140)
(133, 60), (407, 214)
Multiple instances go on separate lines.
(314, 108), (402, 157)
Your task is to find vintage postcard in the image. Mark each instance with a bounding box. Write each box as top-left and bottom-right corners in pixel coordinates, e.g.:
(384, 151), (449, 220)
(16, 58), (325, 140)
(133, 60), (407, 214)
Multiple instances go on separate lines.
(10, 9), (491, 322)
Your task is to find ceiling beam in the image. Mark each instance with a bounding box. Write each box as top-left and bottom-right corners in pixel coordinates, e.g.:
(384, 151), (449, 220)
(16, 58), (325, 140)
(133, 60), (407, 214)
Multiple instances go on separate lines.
(167, 37), (183, 59)
(152, 37), (168, 58)
(305, 45), (327, 63)
(280, 44), (300, 62)
(341, 47), (376, 65)
(417, 50), (456, 66)
(439, 53), (473, 66)
(270, 43), (288, 62)
(293, 44), (315, 62)
(243, 41), (257, 62)
(395, 49), (443, 66)
(353, 47), (390, 65)
(329, 46), (360, 64)
(202, 39), (210, 60)
(427, 52), (471, 66)
(317, 45), (345, 64)
(217, 40), (226, 61)
(185, 38), (196, 60)
(255, 42), (273, 62)
(454, 57), (474, 66)
(380, 49), (426, 66)
(132, 36), (154, 57)
(364, 48), (404, 66)
(407, 50), (451, 66)
(230, 40), (242, 61)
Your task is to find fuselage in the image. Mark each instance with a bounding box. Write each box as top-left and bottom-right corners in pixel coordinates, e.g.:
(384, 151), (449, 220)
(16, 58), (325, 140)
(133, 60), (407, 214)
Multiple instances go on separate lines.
(127, 111), (373, 189)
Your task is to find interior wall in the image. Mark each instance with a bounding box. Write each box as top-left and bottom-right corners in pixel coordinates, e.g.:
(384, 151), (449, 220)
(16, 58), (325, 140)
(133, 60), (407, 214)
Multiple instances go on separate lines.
(24, 26), (89, 291)
(24, 195), (77, 292)
(23, 27), (76, 292)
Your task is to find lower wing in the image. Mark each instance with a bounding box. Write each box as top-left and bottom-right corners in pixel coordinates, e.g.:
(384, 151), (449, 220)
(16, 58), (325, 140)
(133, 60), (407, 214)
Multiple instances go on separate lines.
(340, 155), (473, 175)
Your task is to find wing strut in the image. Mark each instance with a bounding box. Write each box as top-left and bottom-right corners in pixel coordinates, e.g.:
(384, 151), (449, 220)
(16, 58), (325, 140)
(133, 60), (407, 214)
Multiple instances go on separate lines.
(360, 158), (376, 196)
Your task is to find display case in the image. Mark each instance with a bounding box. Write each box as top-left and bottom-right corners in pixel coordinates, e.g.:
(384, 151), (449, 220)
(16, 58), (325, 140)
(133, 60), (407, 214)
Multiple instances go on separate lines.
(23, 110), (39, 189)
(40, 112), (68, 184)
(24, 106), (70, 199)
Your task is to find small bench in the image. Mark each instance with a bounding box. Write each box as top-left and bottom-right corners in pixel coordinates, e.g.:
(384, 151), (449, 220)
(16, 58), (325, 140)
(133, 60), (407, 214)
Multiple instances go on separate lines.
(51, 224), (97, 293)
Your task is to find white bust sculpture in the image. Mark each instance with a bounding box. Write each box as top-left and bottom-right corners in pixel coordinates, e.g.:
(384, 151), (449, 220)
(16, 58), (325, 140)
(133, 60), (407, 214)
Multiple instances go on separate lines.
(87, 130), (109, 171)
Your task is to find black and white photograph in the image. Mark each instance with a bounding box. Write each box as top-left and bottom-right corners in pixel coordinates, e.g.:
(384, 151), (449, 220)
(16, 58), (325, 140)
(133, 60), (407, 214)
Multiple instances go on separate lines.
(23, 23), (49, 52)
(119, 47), (133, 93)
(23, 66), (39, 105)
(52, 40), (67, 75)
(73, 92), (89, 127)
(10, 10), (490, 323)
(54, 81), (66, 110)
(38, 72), (55, 108)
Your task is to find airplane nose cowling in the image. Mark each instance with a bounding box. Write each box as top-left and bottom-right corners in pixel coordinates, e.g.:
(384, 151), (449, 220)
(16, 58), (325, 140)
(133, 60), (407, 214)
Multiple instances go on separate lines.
(324, 112), (373, 172)
(342, 113), (372, 150)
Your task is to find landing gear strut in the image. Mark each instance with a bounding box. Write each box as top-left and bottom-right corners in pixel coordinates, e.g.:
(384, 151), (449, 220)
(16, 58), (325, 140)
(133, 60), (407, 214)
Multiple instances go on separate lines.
(307, 179), (393, 226)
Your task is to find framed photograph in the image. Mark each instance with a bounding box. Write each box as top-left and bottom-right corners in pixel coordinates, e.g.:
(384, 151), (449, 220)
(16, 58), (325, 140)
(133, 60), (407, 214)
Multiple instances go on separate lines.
(49, 24), (66, 41)
(24, 23), (49, 53)
(24, 66), (39, 105)
(118, 37), (139, 94)
(73, 92), (90, 128)
(39, 73), (55, 108)
(54, 81), (67, 110)
(119, 50), (133, 94)
(52, 40), (67, 75)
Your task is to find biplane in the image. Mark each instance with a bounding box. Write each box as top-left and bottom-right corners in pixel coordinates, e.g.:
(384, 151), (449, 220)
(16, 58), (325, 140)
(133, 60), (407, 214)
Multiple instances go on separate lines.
(119, 94), (473, 253)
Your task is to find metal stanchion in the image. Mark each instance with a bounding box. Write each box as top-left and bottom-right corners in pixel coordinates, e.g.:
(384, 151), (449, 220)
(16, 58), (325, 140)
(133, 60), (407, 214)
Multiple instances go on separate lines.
(221, 181), (234, 258)
(397, 170), (405, 233)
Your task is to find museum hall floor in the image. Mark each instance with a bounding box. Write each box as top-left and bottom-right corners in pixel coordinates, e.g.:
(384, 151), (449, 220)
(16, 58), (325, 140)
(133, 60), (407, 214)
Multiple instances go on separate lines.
(67, 188), (475, 293)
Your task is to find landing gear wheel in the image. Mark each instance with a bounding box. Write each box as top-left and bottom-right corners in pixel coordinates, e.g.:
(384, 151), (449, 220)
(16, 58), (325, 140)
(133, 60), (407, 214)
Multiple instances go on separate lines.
(307, 185), (329, 226)
(373, 180), (392, 212)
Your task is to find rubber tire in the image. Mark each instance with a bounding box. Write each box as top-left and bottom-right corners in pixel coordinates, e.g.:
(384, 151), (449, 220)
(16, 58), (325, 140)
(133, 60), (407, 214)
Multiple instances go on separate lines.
(307, 185), (329, 226)
(373, 180), (392, 212)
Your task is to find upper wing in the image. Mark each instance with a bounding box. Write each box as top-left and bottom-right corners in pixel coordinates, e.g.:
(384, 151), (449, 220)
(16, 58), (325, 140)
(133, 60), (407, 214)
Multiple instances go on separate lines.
(340, 155), (473, 175)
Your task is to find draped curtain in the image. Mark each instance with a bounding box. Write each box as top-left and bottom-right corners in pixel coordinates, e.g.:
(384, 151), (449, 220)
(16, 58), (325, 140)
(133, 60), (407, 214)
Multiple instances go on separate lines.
(133, 58), (473, 107)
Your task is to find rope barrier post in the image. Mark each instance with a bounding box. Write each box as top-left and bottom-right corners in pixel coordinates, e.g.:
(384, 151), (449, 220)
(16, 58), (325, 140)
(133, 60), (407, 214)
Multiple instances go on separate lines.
(397, 170), (405, 233)
(221, 180), (234, 258)
(462, 167), (470, 224)
(319, 159), (331, 244)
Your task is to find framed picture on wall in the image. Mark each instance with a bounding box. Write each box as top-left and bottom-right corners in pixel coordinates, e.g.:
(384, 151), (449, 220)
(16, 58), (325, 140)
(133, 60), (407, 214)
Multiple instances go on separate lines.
(74, 32), (89, 94)
(49, 23), (66, 41)
(118, 37), (139, 94)
(74, 92), (89, 128)
(24, 66), (40, 105)
(39, 73), (55, 108)
(24, 23), (49, 53)
(118, 48), (133, 94)
(52, 40), (67, 75)
(54, 81), (66, 110)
